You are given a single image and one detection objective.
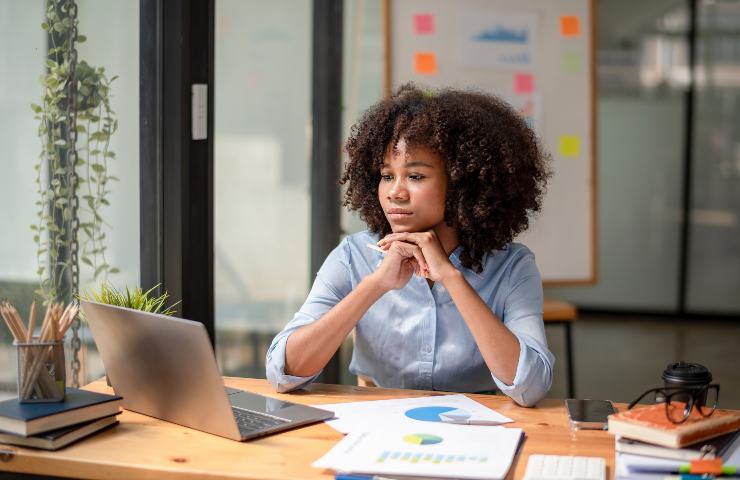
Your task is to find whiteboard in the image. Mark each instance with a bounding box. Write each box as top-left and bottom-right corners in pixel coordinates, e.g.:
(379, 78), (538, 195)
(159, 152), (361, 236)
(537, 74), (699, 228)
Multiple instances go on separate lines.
(385, 0), (596, 284)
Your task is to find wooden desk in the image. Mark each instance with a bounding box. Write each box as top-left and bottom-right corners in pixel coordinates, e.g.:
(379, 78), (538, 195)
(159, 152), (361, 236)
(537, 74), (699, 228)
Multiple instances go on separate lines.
(543, 297), (577, 398)
(0, 377), (615, 480)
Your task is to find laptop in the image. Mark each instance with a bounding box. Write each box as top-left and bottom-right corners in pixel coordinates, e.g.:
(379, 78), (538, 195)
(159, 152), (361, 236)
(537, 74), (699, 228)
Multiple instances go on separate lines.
(80, 300), (334, 441)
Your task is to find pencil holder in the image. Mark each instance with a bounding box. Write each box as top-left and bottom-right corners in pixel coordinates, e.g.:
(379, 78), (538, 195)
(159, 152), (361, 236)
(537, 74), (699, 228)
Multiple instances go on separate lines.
(15, 338), (66, 403)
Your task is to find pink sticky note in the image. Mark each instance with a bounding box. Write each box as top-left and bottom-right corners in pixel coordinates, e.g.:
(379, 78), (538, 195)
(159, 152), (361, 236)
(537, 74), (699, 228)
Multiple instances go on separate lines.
(414, 14), (435, 35)
(514, 73), (534, 94)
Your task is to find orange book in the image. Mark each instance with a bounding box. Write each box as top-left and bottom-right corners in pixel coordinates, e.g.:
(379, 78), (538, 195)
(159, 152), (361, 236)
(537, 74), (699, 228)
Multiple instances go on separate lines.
(608, 403), (740, 449)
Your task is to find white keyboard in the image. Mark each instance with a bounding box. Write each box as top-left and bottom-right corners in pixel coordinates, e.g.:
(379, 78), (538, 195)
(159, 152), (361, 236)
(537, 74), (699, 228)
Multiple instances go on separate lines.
(524, 454), (606, 480)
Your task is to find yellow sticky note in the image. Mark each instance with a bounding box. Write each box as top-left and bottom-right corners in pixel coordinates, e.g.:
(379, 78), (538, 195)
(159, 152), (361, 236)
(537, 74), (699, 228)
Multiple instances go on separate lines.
(559, 135), (581, 157)
(414, 52), (438, 75)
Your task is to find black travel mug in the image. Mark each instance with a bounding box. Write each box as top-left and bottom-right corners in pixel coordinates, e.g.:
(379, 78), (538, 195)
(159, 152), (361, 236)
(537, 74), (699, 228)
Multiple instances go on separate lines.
(661, 361), (712, 407)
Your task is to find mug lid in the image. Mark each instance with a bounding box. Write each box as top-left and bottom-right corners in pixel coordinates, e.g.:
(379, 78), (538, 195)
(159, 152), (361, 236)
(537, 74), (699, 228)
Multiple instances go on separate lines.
(662, 361), (712, 384)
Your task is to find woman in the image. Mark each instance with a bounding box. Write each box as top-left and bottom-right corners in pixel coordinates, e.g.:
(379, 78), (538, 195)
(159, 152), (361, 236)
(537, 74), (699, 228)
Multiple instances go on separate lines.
(266, 84), (554, 407)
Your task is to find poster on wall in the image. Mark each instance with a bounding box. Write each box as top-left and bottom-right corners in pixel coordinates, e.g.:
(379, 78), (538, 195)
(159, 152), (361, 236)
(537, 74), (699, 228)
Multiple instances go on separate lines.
(459, 10), (539, 70)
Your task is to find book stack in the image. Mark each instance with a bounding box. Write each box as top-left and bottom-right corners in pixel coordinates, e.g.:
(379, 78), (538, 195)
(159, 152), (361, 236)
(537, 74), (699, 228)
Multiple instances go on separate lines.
(0, 388), (122, 450)
(608, 404), (740, 479)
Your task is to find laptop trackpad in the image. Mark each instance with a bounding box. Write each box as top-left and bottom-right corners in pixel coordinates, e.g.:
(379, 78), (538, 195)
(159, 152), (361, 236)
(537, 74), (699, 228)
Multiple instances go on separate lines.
(229, 391), (296, 415)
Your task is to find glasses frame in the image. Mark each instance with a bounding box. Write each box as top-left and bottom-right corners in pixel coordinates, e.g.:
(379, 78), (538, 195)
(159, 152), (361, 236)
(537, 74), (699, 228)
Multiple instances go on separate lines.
(627, 384), (720, 424)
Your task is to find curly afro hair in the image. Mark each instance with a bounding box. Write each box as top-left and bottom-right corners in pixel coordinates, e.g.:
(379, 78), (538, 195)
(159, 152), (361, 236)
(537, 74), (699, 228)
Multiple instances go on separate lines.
(341, 83), (551, 272)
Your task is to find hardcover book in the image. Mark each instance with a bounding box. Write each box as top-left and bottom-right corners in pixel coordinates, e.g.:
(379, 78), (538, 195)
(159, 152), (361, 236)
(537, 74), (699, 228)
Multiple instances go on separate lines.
(615, 430), (740, 461)
(608, 403), (740, 449)
(0, 388), (122, 436)
(0, 414), (119, 450)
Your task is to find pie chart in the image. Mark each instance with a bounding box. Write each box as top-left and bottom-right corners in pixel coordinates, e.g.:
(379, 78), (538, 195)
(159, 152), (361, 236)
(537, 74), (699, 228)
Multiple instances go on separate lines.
(404, 406), (471, 422)
(403, 433), (444, 445)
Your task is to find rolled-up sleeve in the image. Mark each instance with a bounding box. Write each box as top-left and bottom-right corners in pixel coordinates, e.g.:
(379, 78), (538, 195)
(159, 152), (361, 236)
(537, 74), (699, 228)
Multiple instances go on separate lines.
(266, 239), (353, 392)
(491, 251), (555, 407)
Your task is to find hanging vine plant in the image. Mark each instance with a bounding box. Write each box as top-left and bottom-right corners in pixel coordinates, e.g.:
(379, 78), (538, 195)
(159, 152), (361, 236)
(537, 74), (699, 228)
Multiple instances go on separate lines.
(31, 0), (119, 305)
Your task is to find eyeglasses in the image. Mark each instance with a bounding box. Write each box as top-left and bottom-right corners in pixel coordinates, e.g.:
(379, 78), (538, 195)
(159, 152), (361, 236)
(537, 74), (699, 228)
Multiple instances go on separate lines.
(628, 384), (720, 424)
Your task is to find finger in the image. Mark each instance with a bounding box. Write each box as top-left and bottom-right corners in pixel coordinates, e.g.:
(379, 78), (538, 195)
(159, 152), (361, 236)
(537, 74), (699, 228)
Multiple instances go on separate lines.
(398, 242), (428, 277)
(378, 232), (419, 247)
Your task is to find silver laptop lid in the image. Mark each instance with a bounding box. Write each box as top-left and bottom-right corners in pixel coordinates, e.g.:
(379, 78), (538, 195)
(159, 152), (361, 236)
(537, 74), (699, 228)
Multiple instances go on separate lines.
(81, 300), (241, 440)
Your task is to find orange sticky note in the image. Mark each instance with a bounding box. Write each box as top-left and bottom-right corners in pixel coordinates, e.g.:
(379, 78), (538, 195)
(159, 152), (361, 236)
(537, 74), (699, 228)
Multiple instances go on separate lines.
(514, 73), (534, 94)
(559, 135), (581, 157)
(560, 15), (581, 37)
(414, 52), (437, 75)
(414, 14), (435, 35)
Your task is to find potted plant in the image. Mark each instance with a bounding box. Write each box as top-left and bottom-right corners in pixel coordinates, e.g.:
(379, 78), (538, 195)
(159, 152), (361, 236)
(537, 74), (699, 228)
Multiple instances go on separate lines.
(77, 283), (180, 316)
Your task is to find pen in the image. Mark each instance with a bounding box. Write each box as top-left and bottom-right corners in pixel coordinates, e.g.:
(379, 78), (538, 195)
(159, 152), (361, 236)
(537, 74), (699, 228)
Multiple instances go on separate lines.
(366, 243), (386, 254)
(440, 419), (506, 426)
(334, 474), (398, 480)
(662, 475), (716, 480)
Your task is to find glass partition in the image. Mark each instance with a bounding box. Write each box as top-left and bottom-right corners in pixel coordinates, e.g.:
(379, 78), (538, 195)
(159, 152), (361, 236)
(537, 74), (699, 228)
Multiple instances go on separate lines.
(214, 0), (313, 377)
(686, 0), (740, 314)
(0, 0), (139, 397)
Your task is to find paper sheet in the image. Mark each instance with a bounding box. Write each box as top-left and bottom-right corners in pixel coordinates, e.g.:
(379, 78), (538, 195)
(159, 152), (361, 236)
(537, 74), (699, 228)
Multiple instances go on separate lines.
(316, 394), (512, 434)
(313, 422), (523, 479)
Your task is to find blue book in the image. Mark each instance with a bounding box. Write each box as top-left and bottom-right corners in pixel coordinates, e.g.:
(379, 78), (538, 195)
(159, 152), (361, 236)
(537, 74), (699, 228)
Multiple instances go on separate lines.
(0, 388), (122, 436)
(0, 414), (120, 450)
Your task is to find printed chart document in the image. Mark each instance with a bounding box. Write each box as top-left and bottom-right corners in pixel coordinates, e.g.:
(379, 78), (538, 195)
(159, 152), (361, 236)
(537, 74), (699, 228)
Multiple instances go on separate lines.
(317, 394), (512, 434)
(313, 422), (523, 479)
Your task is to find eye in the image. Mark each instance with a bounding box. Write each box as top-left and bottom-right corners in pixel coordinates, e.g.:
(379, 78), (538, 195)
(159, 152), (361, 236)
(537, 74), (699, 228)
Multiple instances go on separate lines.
(380, 174), (393, 181)
(409, 174), (425, 181)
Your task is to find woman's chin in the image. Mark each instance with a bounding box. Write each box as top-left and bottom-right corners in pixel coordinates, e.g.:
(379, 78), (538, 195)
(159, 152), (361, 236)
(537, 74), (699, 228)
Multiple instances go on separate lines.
(390, 224), (421, 233)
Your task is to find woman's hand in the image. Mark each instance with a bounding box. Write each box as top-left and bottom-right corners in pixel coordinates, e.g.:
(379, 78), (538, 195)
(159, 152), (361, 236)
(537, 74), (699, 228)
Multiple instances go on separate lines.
(369, 240), (428, 292)
(377, 231), (458, 283)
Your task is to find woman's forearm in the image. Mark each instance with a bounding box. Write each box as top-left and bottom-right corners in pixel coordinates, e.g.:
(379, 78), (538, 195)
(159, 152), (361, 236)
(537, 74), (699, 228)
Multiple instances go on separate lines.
(441, 270), (521, 384)
(284, 275), (387, 377)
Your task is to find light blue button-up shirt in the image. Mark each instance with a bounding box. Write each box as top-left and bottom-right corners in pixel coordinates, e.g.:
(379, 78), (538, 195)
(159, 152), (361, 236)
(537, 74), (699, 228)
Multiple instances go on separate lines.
(266, 230), (554, 406)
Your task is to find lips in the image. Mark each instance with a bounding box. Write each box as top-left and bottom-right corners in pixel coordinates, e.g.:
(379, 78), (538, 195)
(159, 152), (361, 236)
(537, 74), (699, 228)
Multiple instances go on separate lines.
(387, 208), (412, 215)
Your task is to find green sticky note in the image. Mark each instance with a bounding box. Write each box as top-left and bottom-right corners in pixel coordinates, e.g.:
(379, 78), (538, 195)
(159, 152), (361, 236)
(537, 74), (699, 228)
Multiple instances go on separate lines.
(562, 51), (582, 72)
(559, 135), (581, 157)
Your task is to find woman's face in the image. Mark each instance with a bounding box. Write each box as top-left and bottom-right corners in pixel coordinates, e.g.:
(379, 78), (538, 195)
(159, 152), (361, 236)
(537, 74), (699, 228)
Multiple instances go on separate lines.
(378, 138), (448, 233)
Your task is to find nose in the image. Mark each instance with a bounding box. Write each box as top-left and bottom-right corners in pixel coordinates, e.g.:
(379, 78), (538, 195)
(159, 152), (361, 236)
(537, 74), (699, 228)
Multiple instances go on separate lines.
(387, 177), (409, 201)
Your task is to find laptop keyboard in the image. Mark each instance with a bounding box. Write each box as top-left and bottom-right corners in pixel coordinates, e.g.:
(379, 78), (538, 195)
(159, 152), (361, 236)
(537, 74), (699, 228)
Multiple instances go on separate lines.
(232, 407), (289, 436)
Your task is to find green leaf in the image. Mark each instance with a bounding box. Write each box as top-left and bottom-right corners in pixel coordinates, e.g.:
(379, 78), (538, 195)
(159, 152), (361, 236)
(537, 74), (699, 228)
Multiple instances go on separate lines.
(81, 256), (93, 267)
(41, 22), (49, 31)
(77, 34), (87, 43)
(53, 22), (64, 32)
(91, 163), (105, 173)
(109, 268), (120, 274)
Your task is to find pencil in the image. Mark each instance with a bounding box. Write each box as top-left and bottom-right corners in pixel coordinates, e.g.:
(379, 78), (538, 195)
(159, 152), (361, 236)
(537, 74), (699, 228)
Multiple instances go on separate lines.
(366, 243), (386, 254)
(27, 301), (36, 342)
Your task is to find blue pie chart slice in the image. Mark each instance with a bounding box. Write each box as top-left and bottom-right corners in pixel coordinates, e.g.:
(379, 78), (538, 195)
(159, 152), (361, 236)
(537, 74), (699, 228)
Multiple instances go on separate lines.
(404, 406), (458, 422)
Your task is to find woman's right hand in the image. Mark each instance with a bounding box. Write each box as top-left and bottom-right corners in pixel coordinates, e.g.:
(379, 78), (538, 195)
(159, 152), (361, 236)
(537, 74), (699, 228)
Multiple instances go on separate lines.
(368, 240), (429, 292)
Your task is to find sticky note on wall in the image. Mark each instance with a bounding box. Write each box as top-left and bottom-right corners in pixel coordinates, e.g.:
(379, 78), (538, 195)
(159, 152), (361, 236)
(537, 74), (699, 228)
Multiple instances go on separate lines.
(414, 52), (438, 75)
(414, 14), (435, 35)
(514, 73), (534, 93)
(560, 15), (581, 37)
(559, 135), (581, 157)
(561, 51), (583, 72)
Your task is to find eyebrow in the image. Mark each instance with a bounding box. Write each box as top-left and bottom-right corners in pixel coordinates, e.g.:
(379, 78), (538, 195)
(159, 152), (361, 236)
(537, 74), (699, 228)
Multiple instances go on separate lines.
(381, 160), (434, 169)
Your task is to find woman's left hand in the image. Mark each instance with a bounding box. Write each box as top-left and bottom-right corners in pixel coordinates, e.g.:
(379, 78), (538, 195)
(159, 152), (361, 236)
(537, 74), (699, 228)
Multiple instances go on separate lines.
(377, 231), (458, 283)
